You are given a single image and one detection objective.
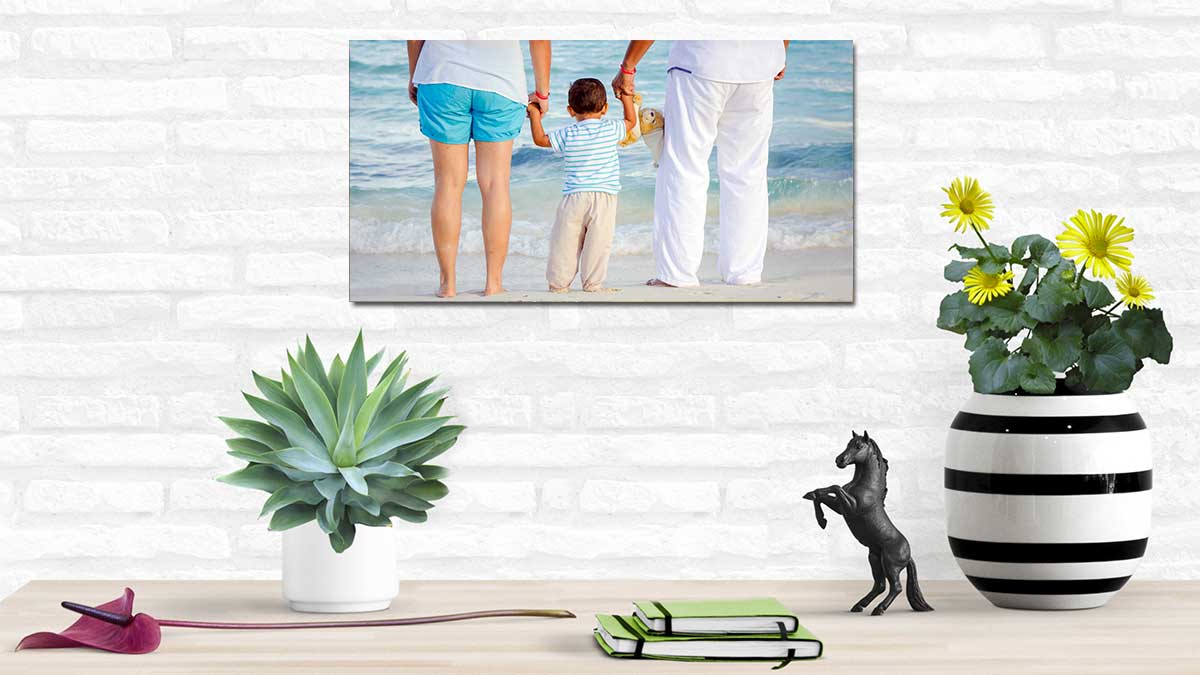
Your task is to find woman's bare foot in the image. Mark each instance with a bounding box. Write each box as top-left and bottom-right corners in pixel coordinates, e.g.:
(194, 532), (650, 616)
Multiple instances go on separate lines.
(437, 283), (456, 298)
(549, 287), (570, 294)
(645, 278), (677, 287)
(482, 284), (506, 297)
(584, 286), (619, 293)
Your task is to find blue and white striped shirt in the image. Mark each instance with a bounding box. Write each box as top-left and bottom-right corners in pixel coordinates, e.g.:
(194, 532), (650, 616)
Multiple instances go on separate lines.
(548, 118), (624, 195)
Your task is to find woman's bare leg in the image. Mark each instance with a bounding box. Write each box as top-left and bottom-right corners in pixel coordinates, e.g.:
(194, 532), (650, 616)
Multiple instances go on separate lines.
(429, 139), (470, 298)
(473, 139), (514, 296)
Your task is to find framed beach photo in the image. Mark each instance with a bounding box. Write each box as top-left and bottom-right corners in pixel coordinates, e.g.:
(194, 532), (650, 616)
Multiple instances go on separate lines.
(349, 39), (854, 303)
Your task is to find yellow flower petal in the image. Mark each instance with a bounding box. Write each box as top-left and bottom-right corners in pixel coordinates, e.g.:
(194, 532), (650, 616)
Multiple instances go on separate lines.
(940, 176), (995, 234)
(1116, 271), (1155, 308)
(963, 266), (1014, 305)
(1056, 209), (1134, 279)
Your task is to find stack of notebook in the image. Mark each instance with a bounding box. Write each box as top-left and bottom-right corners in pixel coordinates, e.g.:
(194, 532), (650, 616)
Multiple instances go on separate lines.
(594, 598), (822, 667)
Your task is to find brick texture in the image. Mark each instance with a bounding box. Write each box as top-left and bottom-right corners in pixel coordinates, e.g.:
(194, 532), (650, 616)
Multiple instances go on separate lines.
(0, 3), (1197, 601)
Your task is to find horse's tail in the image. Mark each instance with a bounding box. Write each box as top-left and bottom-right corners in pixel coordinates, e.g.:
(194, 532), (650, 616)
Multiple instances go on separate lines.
(905, 560), (934, 612)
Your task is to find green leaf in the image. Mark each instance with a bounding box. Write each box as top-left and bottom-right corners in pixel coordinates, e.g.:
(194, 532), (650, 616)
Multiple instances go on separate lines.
(329, 518), (357, 553)
(968, 337), (1030, 394)
(224, 437), (275, 463)
(243, 393), (327, 459)
(367, 376), (438, 440)
(365, 348), (386, 376)
(1016, 264), (1039, 294)
(1078, 324), (1138, 393)
(1023, 275), (1082, 324)
(360, 461), (417, 478)
(944, 260), (975, 282)
(383, 504), (428, 523)
(980, 292), (1032, 333)
(253, 371), (302, 415)
(354, 369), (398, 448)
(346, 505), (390, 526)
(951, 242), (1012, 264)
(217, 464), (290, 493)
(291, 364), (339, 451)
(259, 484), (323, 518)
(377, 352), (408, 388)
(276, 466), (328, 483)
(317, 493), (343, 534)
(339, 466), (370, 496)
(273, 446), (338, 474)
(1114, 308), (1173, 364)
(1020, 361), (1057, 395)
(302, 336), (338, 404)
(344, 490), (383, 517)
(414, 465), (449, 480)
(410, 389), (449, 419)
(268, 503), (317, 531)
(280, 369), (303, 410)
(1011, 234), (1063, 269)
(407, 479), (449, 502)
(356, 417), (451, 463)
(385, 492), (434, 511)
(328, 355), (345, 397)
(400, 425), (464, 464)
(337, 331), (368, 427)
(1080, 278), (1116, 309)
(331, 406), (358, 468)
(218, 417), (288, 450)
(1020, 322), (1083, 373)
(937, 291), (983, 334)
(314, 475), (345, 502)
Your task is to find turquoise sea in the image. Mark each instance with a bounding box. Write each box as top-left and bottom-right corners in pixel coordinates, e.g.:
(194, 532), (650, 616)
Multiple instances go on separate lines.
(349, 40), (854, 257)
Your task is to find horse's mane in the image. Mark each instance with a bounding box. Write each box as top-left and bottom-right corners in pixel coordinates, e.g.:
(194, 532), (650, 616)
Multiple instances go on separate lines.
(866, 437), (889, 505)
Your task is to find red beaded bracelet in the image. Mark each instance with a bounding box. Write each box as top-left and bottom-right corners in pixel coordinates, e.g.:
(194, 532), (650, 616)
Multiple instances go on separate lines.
(534, 90), (549, 100)
(620, 64), (636, 75)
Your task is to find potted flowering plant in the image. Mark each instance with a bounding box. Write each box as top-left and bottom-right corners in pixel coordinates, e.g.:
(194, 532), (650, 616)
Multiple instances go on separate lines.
(217, 332), (462, 613)
(936, 177), (1172, 611)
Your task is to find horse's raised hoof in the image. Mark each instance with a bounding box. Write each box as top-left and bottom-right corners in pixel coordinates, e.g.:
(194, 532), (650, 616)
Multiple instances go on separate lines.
(850, 605), (864, 613)
(870, 606), (887, 616)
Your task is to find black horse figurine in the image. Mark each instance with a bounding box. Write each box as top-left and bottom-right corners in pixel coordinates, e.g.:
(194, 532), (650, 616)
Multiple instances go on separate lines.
(803, 431), (934, 615)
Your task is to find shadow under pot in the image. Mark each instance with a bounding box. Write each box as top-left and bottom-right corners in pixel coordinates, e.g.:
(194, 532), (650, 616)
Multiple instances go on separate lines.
(945, 391), (1151, 610)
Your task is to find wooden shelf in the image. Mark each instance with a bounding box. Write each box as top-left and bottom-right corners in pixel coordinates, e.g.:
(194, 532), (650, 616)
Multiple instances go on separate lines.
(1, 579), (1195, 673)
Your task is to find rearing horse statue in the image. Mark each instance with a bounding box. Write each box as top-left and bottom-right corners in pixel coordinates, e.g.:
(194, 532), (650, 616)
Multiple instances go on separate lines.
(803, 430), (934, 615)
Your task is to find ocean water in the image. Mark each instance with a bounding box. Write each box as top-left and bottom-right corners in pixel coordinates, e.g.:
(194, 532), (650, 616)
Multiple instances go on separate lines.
(349, 40), (854, 257)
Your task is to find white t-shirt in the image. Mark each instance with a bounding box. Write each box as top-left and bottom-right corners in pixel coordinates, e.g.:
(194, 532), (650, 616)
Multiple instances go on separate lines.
(666, 40), (786, 84)
(411, 40), (527, 105)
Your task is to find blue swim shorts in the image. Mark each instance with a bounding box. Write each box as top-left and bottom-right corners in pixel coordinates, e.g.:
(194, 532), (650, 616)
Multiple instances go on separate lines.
(416, 83), (525, 145)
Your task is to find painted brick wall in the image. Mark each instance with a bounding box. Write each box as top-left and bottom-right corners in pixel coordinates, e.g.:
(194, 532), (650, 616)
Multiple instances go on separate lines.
(1, 1), (1198, 599)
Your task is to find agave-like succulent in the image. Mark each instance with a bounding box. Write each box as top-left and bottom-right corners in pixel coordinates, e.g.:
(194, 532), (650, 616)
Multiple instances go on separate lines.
(217, 332), (462, 552)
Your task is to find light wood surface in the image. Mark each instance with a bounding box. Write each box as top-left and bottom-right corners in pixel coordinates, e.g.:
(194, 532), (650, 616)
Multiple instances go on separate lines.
(1, 580), (1197, 673)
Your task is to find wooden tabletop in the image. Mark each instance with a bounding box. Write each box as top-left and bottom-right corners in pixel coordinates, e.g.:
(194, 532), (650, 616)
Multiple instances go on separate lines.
(1, 580), (1197, 673)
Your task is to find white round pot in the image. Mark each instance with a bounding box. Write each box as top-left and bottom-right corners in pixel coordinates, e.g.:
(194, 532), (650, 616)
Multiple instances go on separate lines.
(281, 521), (398, 613)
(945, 391), (1151, 610)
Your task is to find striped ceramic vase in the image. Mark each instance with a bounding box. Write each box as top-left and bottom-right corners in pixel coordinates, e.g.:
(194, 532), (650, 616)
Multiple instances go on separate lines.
(945, 392), (1151, 610)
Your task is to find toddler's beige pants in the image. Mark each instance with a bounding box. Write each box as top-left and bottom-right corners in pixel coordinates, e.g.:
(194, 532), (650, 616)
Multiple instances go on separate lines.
(546, 191), (617, 292)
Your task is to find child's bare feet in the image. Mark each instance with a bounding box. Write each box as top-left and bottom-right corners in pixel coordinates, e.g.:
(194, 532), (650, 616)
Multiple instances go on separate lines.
(584, 286), (619, 293)
(645, 278), (677, 287)
(549, 286), (570, 294)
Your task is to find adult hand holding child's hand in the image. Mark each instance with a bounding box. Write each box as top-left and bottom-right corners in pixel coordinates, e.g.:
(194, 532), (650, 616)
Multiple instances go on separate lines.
(528, 92), (548, 115)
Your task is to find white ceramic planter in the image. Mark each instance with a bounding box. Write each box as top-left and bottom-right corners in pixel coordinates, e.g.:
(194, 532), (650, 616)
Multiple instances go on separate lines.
(945, 391), (1151, 610)
(281, 521), (399, 613)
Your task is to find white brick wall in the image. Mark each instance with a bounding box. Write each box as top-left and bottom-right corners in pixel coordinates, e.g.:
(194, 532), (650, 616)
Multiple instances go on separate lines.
(0, 2), (1198, 600)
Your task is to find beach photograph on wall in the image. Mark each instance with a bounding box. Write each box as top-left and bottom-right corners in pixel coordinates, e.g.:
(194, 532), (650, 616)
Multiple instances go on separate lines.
(349, 39), (854, 303)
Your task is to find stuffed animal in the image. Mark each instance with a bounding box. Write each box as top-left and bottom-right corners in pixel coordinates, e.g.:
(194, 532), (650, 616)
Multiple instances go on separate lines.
(639, 105), (665, 167)
(618, 93), (644, 147)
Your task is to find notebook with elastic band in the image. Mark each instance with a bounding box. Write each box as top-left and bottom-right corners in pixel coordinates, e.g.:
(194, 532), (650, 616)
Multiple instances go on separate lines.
(632, 597), (800, 635)
(594, 613), (823, 669)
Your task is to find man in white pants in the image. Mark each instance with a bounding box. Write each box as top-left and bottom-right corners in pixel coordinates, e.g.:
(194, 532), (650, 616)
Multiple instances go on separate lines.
(613, 40), (787, 287)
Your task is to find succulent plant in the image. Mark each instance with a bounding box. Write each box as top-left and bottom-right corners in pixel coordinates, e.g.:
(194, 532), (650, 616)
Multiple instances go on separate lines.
(216, 332), (462, 552)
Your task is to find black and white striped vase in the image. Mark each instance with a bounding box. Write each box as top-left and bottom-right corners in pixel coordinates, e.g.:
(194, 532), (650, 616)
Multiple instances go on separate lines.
(945, 392), (1151, 610)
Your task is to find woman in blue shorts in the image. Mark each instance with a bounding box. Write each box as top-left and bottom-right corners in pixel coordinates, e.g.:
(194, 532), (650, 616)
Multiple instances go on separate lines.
(408, 40), (552, 298)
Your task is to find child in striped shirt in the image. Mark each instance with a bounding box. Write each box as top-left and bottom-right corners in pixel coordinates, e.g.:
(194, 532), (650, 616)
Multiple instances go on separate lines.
(527, 78), (638, 293)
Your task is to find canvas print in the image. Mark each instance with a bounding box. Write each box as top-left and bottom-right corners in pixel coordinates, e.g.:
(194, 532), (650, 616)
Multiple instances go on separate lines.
(349, 39), (854, 303)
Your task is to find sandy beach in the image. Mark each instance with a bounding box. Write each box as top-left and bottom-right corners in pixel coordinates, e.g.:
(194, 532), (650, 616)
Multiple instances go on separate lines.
(350, 246), (853, 303)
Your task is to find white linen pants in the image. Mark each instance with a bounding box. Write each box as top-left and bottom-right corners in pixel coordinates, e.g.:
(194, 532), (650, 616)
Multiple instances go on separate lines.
(654, 69), (774, 287)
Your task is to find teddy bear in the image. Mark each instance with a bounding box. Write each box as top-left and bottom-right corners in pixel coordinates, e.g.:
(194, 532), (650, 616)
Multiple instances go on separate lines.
(617, 93), (665, 166)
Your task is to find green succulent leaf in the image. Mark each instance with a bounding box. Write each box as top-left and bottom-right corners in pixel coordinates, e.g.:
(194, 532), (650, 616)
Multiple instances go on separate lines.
(276, 466), (328, 483)
(407, 479), (449, 502)
(1078, 324), (1138, 393)
(337, 331), (368, 426)
(360, 460), (417, 478)
(280, 370), (303, 410)
(291, 364), (339, 451)
(411, 389), (449, 419)
(383, 505), (428, 523)
(357, 416), (451, 464)
(302, 336), (338, 404)
(401, 426), (464, 464)
(225, 437), (275, 463)
(1080, 278), (1116, 309)
(217, 464), (290, 493)
(414, 465), (449, 480)
(260, 483), (323, 518)
(342, 490), (381, 517)
(253, 371), (301, 415)
(328, 355), (345, 396)
(329, 517), (357, 553)
(273, 446), (338, 474)
(365, 347), (386, 376)
(1021, 322), (1083, 373)
(1113, 307), (1173, 364)
(367, 376), (437, 440)
(331, 407), (358, 467)
(268, 503), (317, 531)
(968, 337), (1030, 394)
(314, 475), (345, 502)
(354, 369), (398, 447)
(339, 466), (370, 496)
(347, 505), (390, 526)
(218, 417), (288, 450)
(242, 393), (327, 459)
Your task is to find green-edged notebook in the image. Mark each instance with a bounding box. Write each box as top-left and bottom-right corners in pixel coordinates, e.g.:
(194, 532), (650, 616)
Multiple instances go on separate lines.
(594, 613), (823, 665)
(632, 597), (800, 635)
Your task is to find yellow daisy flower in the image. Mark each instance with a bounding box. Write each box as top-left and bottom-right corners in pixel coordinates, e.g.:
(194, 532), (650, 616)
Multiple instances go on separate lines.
(963, 266), (1014, 305)
(941, 176), (995, 233)
(1056, 209), (1134, 278)
(1116, 271), (1155, 308)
